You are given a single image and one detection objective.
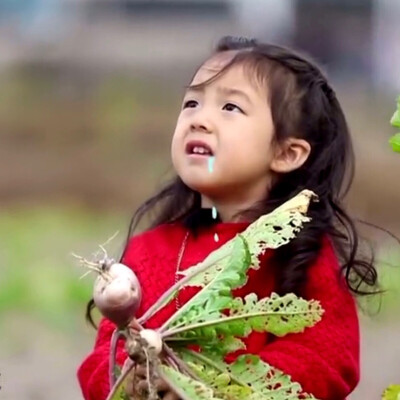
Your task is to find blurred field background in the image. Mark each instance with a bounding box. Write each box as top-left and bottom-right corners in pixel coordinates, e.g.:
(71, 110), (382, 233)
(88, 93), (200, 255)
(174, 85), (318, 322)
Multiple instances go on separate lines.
(1, 1), (400, 399)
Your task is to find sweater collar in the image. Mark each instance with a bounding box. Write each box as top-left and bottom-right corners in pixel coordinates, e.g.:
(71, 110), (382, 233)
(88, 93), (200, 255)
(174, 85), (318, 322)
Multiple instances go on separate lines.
(183, 208), (250, 237)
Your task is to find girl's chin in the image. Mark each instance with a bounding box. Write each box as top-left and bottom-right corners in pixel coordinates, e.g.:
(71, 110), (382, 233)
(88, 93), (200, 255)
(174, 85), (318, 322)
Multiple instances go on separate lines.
(182, 178), (222, 197)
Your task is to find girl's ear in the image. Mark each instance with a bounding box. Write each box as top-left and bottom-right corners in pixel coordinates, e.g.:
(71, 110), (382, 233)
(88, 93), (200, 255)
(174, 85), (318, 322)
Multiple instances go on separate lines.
(270, 138), (311, 174)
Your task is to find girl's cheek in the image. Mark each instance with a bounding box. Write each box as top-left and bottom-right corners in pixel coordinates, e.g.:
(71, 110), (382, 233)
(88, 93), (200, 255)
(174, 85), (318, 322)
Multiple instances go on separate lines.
(170, 135), (180, 161)
(177, 110), (189, 123)
(171, 127), (183, 149)
(173, 118), (187, 139)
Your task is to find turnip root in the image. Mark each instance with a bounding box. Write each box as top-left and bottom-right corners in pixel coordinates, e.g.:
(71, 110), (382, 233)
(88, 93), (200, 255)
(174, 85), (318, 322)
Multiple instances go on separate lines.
(73, 245), (142, 327)
(139, 329), (163, 355)
(93, 262), (142, 327)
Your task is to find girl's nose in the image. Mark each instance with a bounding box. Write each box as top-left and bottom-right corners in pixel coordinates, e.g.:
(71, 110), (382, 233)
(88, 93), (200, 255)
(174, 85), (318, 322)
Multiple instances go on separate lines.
(190, 115), (213, 134)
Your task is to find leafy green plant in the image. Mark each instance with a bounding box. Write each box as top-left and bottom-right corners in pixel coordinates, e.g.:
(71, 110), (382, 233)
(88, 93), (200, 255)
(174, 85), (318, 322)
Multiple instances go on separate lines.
(389, 96), (400, 153)
(378, 96), (400, 400)
(77, 190), (324, 400)
(382, 385), (400, 400)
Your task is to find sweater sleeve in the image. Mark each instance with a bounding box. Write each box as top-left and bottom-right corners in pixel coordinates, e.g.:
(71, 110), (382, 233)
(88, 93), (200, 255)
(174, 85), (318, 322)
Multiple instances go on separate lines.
(77, 235), (146, 400)
(258, 240), (360, 400)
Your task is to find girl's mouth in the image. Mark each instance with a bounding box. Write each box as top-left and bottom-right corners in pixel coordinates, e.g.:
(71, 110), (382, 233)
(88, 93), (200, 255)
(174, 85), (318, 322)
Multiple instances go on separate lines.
(185, 140), (214, 156)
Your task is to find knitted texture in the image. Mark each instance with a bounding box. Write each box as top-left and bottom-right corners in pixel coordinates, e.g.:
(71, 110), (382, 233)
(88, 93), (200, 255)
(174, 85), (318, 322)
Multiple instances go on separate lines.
(77, 221), (359, 400)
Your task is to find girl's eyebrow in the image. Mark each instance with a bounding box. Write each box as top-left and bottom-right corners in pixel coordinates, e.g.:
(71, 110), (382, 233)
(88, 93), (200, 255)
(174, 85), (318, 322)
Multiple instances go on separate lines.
(185, 85), (253, 105)
(217, 86), (253, 105)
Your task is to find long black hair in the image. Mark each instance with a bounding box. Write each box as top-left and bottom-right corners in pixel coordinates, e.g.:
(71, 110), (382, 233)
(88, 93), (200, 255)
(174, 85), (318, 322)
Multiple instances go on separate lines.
(86, 36), (383, 327)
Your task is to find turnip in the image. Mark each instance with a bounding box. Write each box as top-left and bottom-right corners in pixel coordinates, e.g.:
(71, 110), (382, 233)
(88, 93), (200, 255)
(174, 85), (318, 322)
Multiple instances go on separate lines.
(139, 329), (163, 355)
(73, 245), (145, 392)
(73, 248), (142, 327)
(93, 262), (142, 327)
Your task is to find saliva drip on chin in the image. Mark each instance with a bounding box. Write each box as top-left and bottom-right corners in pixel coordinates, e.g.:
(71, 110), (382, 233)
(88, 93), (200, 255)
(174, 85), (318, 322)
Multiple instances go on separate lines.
(208, 156), (219, 243)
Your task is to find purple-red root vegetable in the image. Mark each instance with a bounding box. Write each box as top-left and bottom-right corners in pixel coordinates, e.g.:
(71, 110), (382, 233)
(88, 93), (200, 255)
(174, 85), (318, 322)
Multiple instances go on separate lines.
(93, 262), (142, 327)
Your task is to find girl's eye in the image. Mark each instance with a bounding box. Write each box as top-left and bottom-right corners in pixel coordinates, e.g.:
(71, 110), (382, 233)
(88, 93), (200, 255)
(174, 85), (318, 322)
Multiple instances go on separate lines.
(183, 100), (198, 109)
(222, 103), (244, 113)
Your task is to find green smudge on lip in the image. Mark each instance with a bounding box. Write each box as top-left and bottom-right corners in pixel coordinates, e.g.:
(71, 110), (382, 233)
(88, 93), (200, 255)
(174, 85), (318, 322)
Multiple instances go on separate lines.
(208, 156), (215, 173)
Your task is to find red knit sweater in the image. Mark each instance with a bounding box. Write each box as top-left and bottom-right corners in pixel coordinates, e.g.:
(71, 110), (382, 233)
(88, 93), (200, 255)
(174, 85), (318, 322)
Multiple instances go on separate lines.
(77, 221), (360, 400)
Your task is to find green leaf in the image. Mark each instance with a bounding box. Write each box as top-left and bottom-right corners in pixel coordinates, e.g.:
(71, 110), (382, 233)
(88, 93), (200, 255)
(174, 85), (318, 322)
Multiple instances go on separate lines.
(180, 190), (316, 289)
(168, 334), (246, 356)
(160, 364), (224, 400)
(107, 380), (128, 400)
(382, 385), (400, 400)
(229, 293), (323, 336)
(141, 190), (315, 326)
(163, 292), (323, 341)
(242, 189), (316, 270)
(206, 336), (246, 354)
(389, 133), (400, 153)
(137, 231), (238, 325)
(390, 97), (400, 128)
(119, 390), (130, 400)
(180, 350), (318, 400)
(180, 233), (251, 291)
(161, 190), (317, 333)
(391, 111), (400, 128)
(106, 363), (132, 400)
(160, 235), (251, 332)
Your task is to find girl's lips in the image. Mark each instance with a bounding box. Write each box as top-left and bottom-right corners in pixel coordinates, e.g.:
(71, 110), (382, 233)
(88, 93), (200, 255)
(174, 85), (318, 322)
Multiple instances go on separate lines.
(187, 153), (212, 160)
(185, 140), (214, 156)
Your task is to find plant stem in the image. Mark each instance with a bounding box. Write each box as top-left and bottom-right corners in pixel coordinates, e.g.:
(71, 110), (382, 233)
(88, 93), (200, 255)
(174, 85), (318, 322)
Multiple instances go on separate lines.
(109, 328), (123, 388)
(157, 365), (200, 400)
(164, 336), (204, 342)
(137, 248), (230, 325)
(182, 349), (247, 387)
(105, 358), (135, 400)
(162, 309), (319, 338)
(163, 344), (198, 380)
(142, 345), (157, 400)
(165, 354), (180, 370)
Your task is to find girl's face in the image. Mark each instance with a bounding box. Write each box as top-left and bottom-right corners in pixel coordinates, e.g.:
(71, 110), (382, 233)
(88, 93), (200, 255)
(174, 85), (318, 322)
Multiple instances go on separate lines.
(171, 53), (276, 207)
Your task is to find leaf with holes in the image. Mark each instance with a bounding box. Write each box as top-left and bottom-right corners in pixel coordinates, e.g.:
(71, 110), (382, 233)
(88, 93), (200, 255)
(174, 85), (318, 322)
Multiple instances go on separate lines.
(139, 190), (316, 327)
(179, 190), (317, 291)
(160, 364), (224, 400)
(160, 235), (251, 334)
(159, 190), (317, 334)
(178, 350), (318, 400)
(162, 292), (323, 342)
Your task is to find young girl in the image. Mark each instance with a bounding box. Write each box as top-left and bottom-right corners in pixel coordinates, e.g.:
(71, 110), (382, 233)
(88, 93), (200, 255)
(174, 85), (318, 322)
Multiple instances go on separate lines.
(77, 36), (378, 400)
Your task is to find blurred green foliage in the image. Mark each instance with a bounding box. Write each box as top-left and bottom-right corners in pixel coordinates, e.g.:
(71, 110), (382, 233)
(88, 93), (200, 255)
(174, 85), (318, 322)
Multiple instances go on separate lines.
(0, 207), (127, 332)
(370, 248), (400, 318)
